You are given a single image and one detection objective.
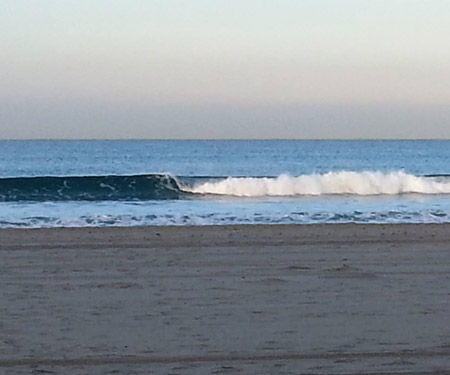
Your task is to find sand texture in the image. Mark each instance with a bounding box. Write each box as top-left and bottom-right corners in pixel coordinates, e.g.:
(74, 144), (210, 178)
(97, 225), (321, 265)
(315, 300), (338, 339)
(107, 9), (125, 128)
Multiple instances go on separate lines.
(1, 224), (450, 374)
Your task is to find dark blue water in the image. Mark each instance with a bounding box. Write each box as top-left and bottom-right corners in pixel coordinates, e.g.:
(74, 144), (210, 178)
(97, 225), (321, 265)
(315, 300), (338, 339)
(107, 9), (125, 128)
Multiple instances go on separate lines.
(1, 140), (449, 227)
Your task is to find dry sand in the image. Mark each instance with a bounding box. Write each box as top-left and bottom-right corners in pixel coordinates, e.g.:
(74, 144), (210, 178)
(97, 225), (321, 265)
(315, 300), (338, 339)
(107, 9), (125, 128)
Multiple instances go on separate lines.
(1, 224), (450, 374)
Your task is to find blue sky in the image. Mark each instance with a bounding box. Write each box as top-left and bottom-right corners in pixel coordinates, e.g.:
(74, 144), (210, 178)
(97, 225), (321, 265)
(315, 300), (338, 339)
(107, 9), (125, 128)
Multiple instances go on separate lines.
(1, 0), (449, 139)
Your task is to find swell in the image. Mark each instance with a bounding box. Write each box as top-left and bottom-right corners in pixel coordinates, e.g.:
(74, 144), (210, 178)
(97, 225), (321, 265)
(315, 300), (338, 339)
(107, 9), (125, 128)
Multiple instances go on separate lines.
(0, 174), (183, 201)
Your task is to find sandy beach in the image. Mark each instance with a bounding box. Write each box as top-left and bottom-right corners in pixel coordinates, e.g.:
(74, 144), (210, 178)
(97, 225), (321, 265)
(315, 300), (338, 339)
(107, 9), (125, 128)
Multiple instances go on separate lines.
(1, 224), (450, 374)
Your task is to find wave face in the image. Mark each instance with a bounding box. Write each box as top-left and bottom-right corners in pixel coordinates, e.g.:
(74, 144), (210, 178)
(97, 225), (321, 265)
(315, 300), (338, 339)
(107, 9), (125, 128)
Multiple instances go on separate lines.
(0, 174), (182, 201)
(187, 171), (450, 197)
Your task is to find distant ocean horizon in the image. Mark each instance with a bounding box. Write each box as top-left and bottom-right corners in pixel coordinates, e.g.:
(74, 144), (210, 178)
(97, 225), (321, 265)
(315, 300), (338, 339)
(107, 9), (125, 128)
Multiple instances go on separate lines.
(3, 138), (448, 141)
(1, 139), (450, 228)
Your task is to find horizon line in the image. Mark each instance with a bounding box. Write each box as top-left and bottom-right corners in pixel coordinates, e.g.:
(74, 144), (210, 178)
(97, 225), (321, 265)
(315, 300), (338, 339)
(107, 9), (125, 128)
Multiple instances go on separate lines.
(1, 138), (449, 142)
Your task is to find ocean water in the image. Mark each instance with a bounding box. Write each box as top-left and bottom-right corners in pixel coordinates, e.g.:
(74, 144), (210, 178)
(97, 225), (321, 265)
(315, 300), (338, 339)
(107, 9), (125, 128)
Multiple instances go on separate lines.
(1, 140), (450, 228)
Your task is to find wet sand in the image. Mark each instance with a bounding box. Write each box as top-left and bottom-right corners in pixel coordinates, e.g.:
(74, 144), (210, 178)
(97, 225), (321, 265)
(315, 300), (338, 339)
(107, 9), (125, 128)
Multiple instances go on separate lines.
(1, 224), (450, 374)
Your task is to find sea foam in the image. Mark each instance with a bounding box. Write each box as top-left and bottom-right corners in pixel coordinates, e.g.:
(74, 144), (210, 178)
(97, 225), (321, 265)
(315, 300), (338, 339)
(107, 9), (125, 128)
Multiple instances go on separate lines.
(186, 171), (450, 197)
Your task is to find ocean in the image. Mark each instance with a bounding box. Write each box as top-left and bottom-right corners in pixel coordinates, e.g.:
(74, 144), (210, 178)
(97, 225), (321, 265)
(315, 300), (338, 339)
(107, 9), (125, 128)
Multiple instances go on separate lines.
(1, 140), (450, 228)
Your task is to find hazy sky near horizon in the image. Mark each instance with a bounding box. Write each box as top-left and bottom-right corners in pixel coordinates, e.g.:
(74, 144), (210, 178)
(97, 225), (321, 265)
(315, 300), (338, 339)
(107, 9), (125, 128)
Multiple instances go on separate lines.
(1, 0), (449, 139)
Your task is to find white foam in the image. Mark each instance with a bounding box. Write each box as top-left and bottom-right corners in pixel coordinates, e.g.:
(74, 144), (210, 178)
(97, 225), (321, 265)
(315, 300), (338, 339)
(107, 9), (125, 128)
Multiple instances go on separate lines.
(185, 171), (450, 197)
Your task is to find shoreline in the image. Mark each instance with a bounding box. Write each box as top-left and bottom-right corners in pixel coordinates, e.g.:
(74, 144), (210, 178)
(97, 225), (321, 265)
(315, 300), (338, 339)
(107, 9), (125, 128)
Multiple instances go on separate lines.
(1, 223), (450, 250)
(1, 223), (450, 374)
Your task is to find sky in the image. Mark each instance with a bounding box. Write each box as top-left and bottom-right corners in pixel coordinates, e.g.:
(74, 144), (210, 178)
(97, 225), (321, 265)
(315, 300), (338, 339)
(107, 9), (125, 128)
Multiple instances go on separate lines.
(1, 0), (449, 139)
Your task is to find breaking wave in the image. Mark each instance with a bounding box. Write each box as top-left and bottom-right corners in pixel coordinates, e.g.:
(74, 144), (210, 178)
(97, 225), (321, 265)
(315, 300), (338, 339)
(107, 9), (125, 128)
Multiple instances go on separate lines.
(2, 171), (450, 202)
(187, 171), (450, 197)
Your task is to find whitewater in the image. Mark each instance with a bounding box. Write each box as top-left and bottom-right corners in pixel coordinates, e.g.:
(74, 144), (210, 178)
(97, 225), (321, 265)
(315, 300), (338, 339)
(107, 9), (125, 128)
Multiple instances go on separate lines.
(186, 171), (450, 197)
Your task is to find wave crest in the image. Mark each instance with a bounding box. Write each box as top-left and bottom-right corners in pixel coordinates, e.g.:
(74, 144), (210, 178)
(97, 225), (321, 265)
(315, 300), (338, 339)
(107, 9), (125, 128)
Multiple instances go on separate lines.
(186, 171), (450, 197)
